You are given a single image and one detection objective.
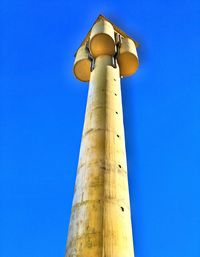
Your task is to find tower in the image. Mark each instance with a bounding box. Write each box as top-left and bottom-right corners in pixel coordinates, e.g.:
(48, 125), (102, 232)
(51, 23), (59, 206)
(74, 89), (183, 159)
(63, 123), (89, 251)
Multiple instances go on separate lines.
(66, 15), (139, 257)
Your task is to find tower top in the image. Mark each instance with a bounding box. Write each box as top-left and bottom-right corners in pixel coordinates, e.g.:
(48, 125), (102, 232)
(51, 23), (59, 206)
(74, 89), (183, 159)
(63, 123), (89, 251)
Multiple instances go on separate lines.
(73, 15), (139, 81)
(75, 14), (139, 56)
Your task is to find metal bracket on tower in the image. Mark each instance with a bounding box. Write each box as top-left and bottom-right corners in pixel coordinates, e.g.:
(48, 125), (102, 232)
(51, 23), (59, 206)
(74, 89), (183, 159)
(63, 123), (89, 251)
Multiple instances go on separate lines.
(85, 41), (95, 72)
(112, 34), (122, 68)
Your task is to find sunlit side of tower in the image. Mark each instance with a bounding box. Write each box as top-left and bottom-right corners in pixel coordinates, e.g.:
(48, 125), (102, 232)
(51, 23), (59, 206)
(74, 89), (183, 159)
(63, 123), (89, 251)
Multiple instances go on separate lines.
(65, 15), (139, 257)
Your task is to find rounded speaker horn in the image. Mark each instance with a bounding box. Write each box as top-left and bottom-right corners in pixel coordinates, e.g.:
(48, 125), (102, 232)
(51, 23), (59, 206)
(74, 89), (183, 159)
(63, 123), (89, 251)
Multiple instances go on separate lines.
(117, 38), (139, 77)
(73, 45), (91, 82)
(89, 20), (115, 57)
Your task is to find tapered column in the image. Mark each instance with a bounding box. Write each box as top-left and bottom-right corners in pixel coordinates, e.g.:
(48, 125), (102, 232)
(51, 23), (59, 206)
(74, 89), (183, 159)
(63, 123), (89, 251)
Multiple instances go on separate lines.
(66, 55), (134, 257)
(65, 15), (139, 257)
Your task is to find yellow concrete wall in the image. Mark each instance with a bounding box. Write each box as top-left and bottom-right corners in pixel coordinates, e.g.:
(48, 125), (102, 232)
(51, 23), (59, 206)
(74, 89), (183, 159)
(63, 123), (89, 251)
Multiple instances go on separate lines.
(65, 55), (134, 257)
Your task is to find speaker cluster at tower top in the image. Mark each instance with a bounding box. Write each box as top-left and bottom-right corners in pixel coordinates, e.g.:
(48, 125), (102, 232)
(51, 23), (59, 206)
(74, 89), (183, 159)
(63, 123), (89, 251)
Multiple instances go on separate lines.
(73, 19), (139, 82)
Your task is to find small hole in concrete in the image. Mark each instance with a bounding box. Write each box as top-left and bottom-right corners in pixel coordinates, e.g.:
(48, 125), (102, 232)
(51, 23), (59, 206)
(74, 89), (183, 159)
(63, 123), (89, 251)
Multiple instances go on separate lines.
(121, 207), (124, 212)
(114, 78), (116, 81)
(115, 93), (117, 96)
(117, 134), (120, 138)
(118, 165), (121, 168)
(116, 112), (118, 114)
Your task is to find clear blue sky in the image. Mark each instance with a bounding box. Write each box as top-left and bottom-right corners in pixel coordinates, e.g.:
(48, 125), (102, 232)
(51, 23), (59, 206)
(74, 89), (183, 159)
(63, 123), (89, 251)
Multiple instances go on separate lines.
(1, 0), (200, 256)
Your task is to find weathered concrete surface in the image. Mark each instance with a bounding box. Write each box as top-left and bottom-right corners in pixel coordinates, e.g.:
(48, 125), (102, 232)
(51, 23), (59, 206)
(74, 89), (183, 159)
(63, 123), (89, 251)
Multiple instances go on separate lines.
(65, 55), (134, 257)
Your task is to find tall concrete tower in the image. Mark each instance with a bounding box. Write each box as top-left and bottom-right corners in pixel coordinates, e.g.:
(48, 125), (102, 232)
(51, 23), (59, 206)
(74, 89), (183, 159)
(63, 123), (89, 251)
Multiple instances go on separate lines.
(65, 15), (139, 257)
